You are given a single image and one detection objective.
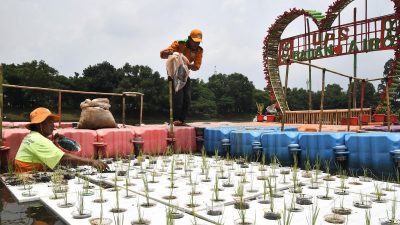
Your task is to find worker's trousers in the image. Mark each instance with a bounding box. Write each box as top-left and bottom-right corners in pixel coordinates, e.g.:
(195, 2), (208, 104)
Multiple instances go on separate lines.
(173, 78), (191, 123)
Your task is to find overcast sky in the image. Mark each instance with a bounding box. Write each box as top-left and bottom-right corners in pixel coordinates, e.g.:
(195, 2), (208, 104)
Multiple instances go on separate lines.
(0, 0), (395, 91)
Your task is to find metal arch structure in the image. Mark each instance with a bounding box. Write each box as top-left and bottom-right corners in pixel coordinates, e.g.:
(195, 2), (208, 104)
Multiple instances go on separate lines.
(263, 0), (400, 112)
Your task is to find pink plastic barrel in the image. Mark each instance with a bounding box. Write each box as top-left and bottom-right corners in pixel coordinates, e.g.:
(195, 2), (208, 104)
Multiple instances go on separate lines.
(2, 122), (14, 128)
(2, 128), (30, 164)
(96, 128), (135, 158)
(54, 128), (97, 157)
(169, 126), (196, 153)
(132, 125), (168, 155)
(12, 122), (30, 128)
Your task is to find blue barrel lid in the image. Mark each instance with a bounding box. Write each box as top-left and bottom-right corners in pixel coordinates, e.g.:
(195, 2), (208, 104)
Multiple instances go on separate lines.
(221, 138), (230, 143)
(333, 145), (347, 150)
(288, 143), (300, 148)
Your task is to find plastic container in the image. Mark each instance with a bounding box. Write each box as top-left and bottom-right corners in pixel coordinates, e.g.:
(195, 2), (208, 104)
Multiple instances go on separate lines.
(204, 127), (240, 155)
(346, 133), (400, 175)
(96, 128), (135, 158)
(298, 132), (351, 167)
(55, 129), (97, 157)
(132, 125), (168, 155)
(260, 132), (300, 165)
(2, 128), (30, 164)
(230, 129), (273, 158)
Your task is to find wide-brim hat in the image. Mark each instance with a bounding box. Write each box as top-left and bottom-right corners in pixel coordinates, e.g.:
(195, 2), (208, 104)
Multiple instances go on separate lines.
(25, 107), (60, 129)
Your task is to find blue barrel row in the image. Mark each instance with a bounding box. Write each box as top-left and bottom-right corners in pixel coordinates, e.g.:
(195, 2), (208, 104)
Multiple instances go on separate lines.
(204, 127), (400, 176)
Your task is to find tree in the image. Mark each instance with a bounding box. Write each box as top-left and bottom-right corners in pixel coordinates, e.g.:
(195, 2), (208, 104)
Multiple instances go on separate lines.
(190, 79), (217, 117)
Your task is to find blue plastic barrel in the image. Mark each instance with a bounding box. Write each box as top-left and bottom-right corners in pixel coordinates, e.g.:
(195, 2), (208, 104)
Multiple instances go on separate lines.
(298, 132), (351, 168)
(204, 127), (240, 155)
(345, 133), (400, 176)
(230, 129), (274, 158)
(260, 132), (300, 165)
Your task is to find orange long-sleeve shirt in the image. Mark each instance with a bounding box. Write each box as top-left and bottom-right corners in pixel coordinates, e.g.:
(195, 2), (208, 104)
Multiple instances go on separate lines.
(160, 40), (203, 71)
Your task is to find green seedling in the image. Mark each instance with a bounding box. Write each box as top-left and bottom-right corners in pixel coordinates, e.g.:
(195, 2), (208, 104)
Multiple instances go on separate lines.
(306, 199), (320, 225)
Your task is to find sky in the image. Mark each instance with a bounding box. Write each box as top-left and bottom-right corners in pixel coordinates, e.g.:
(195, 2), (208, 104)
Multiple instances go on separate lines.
(0, 0), (395, 91)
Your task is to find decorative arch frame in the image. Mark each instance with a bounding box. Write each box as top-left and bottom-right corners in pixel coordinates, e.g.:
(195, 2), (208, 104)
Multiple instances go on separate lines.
(263, 0), (400, 111)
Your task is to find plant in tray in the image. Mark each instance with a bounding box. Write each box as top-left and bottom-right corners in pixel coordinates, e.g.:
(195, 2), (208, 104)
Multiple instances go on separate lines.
(317, 181), (332, 200)
(323, 160), (335, 181)
(332, 195), (352, 215)
(383, 174), (396, 192)
(302, 152), (312, 178)
(296, 193), (313, 205)
(359, 167), (373, 182)
(223, 171), (234, 187)
(264, 176), (281, 220)
(288, 193), (303, 212)
(233, 183), (249, 209)
(306, 199), (320, 225)
(212, 174), (224, 202)
(131, 201), (150, 225)
(278, 203), (293, 225)
(380, 195), (400, 225)
(89, 188), (112, 225)
(234, 206), (255, 225)
(124, 175), (135, 199)
(258, 180), (270, 204)
(372, 182), (387, 203)
(21, 175), (37, 197)
(57, 191), (74, 208)
(141, 175), (155, 207)
(110, 176), (127, 213)
(334, 170), (349, 195)
(365, 209), (371, 225)
(289, 155), (302, 194)
(72, 191), (92, 219)
(94, 186), (108, 203)
(247, 173), (258, 193)
(353, 191), (372, 209)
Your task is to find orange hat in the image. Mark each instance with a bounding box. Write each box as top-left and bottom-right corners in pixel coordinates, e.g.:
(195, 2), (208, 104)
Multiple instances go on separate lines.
(190, 29), (203, 42)
(26, 107), (60, 129)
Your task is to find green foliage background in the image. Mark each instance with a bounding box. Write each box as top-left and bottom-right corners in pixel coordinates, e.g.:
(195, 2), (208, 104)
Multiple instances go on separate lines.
(2, 60), (380, 124)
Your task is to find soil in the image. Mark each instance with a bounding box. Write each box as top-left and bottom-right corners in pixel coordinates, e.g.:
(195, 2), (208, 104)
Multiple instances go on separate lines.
(324, 214), (345, 224)
(140, 202), (156, 208)
(163, 195), (177, 200)
(233, 202), (250, 209)
(93, 198), (108, 203)
(186, 203), (200, 208)
(257, 199), (270, 204)
(353, 201), (372, 209)
(57, 202), (74, 208)
(317, 195), (333, 200)
(207, 209), (223, 216)
(110, 208), (127, 213)
(331, 207), (352, 215)
(131, 219), (151, 225)
(170, 212), (184, 219)
(89, 218), (113, 225)
(222, 183), (234, 187)
(264, 211), (281, 220)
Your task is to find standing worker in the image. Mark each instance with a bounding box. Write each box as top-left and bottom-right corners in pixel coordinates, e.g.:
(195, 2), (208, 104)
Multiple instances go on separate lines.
(160, 29), (203, 126)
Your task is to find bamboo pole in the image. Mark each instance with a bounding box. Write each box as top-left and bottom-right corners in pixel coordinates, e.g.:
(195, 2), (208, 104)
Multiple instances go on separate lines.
(122, 93), (126, 127)
(319, 69), (326, 132)
(359, 80), (365, 129)
(306, 18), (313, 116)
(386, 78), (392, 132)
(140, 95), (143, 126)
(0, 65), (3, 146)
(347, 78), (353, 131)
(168, 80), (174, 151)
(281, 60), (290, 132)
(58, 91), (62, 127)
(353, 8), (357, 109)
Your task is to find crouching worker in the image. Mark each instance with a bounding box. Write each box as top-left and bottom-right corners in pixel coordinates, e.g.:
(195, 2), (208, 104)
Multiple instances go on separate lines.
(14, 107), (108, 172)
